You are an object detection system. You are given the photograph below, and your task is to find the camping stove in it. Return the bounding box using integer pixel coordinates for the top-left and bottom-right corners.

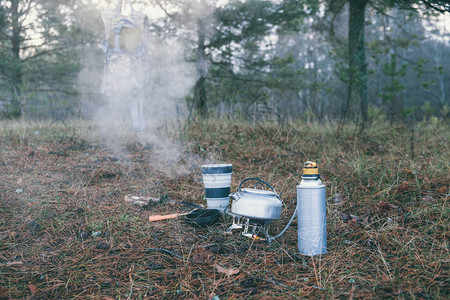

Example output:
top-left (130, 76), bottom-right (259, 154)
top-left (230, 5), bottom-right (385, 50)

top-left (226, 178), bottom-right (282, 240)
top-left (226, 213), bottom-right (272, 239)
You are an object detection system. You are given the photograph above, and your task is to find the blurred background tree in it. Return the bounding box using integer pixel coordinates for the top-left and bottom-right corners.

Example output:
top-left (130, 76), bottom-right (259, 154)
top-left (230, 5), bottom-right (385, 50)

top-left (0, 0), bottom-right (98, 119)
top-left (0, 0), bottom-right (448, 125)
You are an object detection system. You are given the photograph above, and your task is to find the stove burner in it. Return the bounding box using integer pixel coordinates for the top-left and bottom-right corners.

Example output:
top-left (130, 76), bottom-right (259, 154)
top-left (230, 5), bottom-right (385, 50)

top-left (226, 212), bottom-right (272, 240)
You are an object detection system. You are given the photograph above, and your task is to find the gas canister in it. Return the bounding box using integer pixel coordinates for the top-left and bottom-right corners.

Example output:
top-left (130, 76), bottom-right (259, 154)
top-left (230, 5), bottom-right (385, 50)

top-left (297, 161), bottom-right (327, 256)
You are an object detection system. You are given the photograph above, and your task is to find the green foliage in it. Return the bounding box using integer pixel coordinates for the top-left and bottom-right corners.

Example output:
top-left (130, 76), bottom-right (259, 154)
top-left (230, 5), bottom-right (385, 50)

top-left (380, 54), bottom-right (407, 123)
top-left (368, 105), bottom-right (386, 123)
top-left (434, 64), bottom-right (444, 75)
top-left (442, 104), bottom-right (449, 119)
top-left (401, 105), bottom-right (417, 118)
top-left (0, 0), bottom-right (447, 124)
top-left (0, 5), bottom-right (6, 30)
top-left (0, 0), bottom-right (90, 120)
top-left (206, 0), bottom-right (318, 112)
top-left (213, 0), bottom-right (317, 48)
top-left (420, 101), bottom-right (434, 118)
top-left (413, 58), bottom-right (429, 79)
top-left (381, 54), bottom-right (406, 93)
top-left (421, 80), bottom-right (435, 90)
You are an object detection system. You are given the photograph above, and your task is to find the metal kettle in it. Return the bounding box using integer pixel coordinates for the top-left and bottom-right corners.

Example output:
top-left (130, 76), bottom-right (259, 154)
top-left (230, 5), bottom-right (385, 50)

top-left (229, 178), bottom-right (282, 220)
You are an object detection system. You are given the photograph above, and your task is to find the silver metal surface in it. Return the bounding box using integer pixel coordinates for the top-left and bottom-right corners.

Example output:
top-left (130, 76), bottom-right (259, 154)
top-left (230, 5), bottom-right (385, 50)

top-left (226, 212), bottom-right (271, 240)
top-left (297, 176), bottom-right (327, 256)
top-left (229, 188), bottom-right (282, 220)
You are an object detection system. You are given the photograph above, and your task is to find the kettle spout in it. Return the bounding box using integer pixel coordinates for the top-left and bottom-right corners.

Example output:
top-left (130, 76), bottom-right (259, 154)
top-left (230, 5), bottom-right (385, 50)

top-left (229, 193), bottom-right (239, 202)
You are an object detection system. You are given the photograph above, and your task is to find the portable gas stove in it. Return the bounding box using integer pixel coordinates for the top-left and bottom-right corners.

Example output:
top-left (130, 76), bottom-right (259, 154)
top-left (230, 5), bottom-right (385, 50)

top-left (226, 178), bottom-right (282, 240)
top-left (226, 212), bottom-right (272, 239)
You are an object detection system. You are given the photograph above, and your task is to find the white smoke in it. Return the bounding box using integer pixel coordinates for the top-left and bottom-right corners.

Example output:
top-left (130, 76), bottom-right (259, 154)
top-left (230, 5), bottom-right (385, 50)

top-left (77, 1), bottom-right (222, 177)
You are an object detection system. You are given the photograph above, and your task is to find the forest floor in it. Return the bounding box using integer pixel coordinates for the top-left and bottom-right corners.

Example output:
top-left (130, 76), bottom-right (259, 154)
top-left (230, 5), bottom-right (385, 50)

top-left (0, 119), bottom-right (448, 299)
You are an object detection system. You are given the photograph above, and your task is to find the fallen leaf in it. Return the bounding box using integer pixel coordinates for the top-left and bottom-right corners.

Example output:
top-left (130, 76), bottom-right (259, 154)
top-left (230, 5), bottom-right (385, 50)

top-left (361, 214), bottom-right (372, 226)
top-left (124, 194), bottom-right (161, 207)
top-left (349, 283), bottom-right (357, 300)
top-left (437, 186), bottom-right (447, 194)
top-left (396, 181), bottom-right (411, 193)
top-left (119, 243), bottom-right (132, 249)
top-left (384, 217), bottom-right (399, 229)
top-left (215, 264), bottom-right (240, 276)
top-left (349, 214), bottom-right (361, 221)
top-left (0, 231), bottom-right (16, 239)
top-left (0, 261), bottom-right (23, 267)
top-left (375, 200), bottom-right (398, 213)
top-left (421, 195), bottom-right (435, 206)
top-left (0, 287), bottom-right (9, 298)
top-left (334, 210), bottom-right (368, 228)
top-left (348, 218), bottom-right (363, 229)
top-left (96, 241), bottom-right (110, 250)
top-left (192, 247), bottom-right (213, 264)
top-left (331, 193), bottom-right (344, 205)
top-left (29, 283), bottom-right (37, 293)
top-left (333, 210), bottom-right (351, 221)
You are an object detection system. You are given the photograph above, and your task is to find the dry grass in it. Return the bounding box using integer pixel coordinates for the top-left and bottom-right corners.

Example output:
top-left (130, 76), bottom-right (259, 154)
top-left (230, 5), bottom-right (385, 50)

top-left (0, 119), bottom-right (448, 299)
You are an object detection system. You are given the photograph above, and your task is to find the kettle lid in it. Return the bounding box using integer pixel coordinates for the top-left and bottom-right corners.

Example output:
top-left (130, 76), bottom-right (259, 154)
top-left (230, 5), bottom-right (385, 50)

top-left (241, 188), bottom-right (277, 197)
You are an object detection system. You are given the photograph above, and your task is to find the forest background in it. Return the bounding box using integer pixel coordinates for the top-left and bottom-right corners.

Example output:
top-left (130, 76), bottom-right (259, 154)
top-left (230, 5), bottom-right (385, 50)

top-left (0, 0), bottom-right (449, 129)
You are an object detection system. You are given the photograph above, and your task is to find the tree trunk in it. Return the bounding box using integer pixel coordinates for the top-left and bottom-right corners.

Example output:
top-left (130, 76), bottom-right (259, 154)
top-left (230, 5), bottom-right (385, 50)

top-left (433, 43), bottom-right (446, 114)
top-left (348, 0), bottom-right (368, 129)
top-left (390, 71), bottom-right (395, 125)
top-left (194, 76), bottom-right (207, 116)
top-left (10, 0), bottom-right (23, 117)
top-left (194, 19), bottom-right (207, 117)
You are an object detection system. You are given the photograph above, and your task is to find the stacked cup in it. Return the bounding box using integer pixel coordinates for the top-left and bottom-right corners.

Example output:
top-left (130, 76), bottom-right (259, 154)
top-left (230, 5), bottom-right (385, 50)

top-left (201, 164), bottom-right (232, 212)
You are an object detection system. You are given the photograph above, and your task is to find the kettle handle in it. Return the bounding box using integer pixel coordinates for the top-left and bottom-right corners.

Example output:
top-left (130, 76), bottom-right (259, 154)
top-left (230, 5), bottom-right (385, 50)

top-left (238, 177), bottom-right (277, 194)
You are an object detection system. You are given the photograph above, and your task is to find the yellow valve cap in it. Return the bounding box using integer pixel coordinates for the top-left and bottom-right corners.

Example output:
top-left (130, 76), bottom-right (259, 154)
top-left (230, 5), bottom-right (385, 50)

top-left (303, 161), bottom-right (319, 175)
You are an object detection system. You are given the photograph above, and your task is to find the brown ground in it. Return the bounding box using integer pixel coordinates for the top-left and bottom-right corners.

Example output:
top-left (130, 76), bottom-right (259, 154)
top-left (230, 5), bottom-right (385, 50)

top-left (0, 120), bottom-right (448, 299)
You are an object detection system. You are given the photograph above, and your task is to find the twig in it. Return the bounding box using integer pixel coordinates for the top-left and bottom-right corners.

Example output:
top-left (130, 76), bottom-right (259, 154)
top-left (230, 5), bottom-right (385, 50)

top-left (145, 248), bottom-right (192, 262)
top-left (312, 285), bottom-right (327, 291)
top-left (256, 277), bottom-right (293, 290)
top-left (376, 243), bottom-right (392, 280)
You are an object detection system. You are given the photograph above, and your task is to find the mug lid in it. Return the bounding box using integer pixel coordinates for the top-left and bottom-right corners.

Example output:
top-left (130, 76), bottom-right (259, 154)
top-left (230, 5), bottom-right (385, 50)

top-left (201, 164), bottom-right (232, 174)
